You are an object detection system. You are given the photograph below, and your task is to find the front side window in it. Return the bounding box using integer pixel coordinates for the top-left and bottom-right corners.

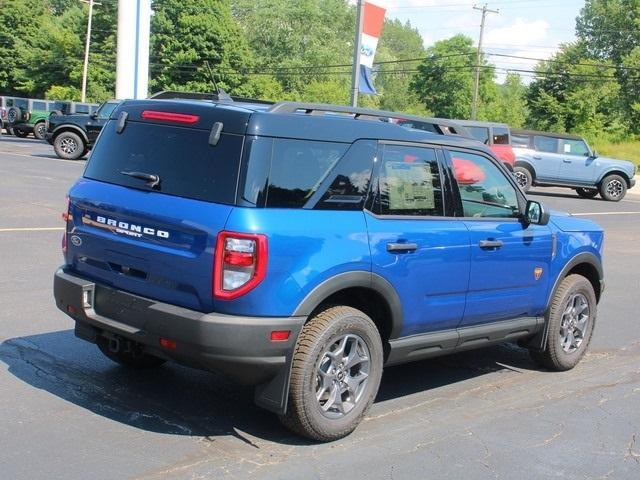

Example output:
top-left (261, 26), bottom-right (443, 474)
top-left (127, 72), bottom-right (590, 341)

top-left (449, 150), bottom-right (520, 218)
top-left (75, 104), bottom-right (90, 114)
top-left (560, 138), bottom-right (590, 156)
top-left (467, 126), bottom-right (490, 145)
top-left (374, 144), bottom-right (443, 216)
top-left (533, 135), bottom-right (558, 153)
top-left (492, 127), bottom-right (510, 145)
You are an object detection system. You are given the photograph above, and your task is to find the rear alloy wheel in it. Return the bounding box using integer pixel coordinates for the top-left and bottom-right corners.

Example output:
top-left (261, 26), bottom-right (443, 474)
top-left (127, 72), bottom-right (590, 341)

top-left (280, 306), bottom-right (383, 442)
top-left (54, 131), bottom-right (86, 160)
top-left (529, 274), bottom-right (596, 371)
top-left (599, 174), bottom-right (627, 202)
top-left (33, 121), bottom-right (46, 140)
top-left (513, 166), bottom-right (533, 192)
top-left (575, 187), bottom-right (598, 199)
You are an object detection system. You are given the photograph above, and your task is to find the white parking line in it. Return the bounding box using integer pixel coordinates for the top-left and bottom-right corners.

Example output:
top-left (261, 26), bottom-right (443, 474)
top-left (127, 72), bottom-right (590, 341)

top-left (0, 227), bottom-right (65, 232)
top-left (0, 149), bottom-right (84, 165)
top-left (572, 212), bottom-right (640, 216)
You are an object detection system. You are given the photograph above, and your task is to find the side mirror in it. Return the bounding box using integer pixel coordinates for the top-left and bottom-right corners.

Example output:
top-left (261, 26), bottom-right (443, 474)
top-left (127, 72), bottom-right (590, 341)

top-left (90, 111), bottom-right (98, 119)
top-left (525, 200), bottom-right (550, 226)
top-left (591, 150), bottom-right (598, 158)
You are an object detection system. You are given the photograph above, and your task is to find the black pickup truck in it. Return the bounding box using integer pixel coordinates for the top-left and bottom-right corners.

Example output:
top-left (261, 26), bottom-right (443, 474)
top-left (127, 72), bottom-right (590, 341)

top-left (46, 100), bottom-right (119, 159)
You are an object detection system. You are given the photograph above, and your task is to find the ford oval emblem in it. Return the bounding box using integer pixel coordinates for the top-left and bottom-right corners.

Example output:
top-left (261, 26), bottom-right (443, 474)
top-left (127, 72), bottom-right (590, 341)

top-left (70, 235), bottom-right (82, 247)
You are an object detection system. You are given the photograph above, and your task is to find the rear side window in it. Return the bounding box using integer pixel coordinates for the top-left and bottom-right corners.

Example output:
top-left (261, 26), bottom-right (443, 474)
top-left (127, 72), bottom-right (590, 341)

top-left (492, 127), bottom-right (510, 145)
top-left (533, 135), bottom-right (558, 153)
top-left (511, 133), bottom-right (530, 148)
top-left (84, 121), bottom-right (242, 204)
top-left (374, 144), bottom-right (443, 216)
top-left (265, 139), bottom-right (349, 208)
top-left (32, 101), bottom-right (47, 111)
top-left (76, 104), bottom-right (90, 114)
top-left (467, 126), bottom-right (490, 145)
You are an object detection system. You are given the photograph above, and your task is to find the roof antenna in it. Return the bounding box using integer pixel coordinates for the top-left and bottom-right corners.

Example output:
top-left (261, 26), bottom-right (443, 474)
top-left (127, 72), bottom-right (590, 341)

top-left (204, 60), bottom-right (232, 102)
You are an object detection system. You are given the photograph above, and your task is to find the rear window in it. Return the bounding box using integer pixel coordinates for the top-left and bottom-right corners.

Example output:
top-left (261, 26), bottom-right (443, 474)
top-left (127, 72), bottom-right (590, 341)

top-left (84, 121), bottom-right (242, 204)
top-left (467, 126), bottom-right (490, 145)
top-left (492, 127), bottom-right (510, 145)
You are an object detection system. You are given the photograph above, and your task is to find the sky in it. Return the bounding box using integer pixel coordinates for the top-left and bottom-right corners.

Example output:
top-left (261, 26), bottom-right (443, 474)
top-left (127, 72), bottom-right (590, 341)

top-left (371, 0), bottom-right (586, 83)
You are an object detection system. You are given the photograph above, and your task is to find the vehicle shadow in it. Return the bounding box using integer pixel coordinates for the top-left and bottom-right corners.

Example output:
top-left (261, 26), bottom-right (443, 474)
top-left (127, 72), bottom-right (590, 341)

top-left (0, 330), bottom-right (540, 445)
top-left (528, 189), bottom-right (603, 201)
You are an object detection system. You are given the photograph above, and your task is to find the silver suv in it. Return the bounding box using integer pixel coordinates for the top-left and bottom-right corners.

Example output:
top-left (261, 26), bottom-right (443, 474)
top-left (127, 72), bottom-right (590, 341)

top-left (512, 129), bottom-right (636, 201)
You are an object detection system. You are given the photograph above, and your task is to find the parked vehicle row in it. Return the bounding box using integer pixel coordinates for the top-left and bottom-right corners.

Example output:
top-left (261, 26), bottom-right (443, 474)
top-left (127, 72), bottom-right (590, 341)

top-left (0, 95), bottom-right (98, 139)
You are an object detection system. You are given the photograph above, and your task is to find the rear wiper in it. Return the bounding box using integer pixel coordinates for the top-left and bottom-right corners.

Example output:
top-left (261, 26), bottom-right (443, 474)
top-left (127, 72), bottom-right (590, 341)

top-left (120, 170), bottom-right (161, 189)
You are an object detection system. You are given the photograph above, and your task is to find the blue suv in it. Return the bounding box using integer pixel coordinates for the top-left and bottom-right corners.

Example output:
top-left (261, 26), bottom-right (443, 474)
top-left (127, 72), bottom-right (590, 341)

top-left (511, 129), bottom-right (636, 201)
top-left (54, 99), bottom-right (605, 441)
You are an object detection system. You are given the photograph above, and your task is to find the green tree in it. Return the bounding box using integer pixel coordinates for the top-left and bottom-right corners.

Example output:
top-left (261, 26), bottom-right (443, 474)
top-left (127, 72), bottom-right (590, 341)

top-left (151, 0), bottom-right (255, 94)
top-left (526, 43), bottom-right (627, 139)
top-left (483, 73), bottom-right (527, 127)
top-left (375, 19), bottom-right (429, 114)
top-left (232, 0), bottom-right (354, 99)
top-left (576, 0), bottom-right (640, 63)
top-left (410, 34), bottom-right (496, 119)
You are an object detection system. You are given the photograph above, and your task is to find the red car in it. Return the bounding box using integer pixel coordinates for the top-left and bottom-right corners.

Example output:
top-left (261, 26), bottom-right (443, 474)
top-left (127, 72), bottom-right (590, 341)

top-left (454, 120), bottom-right (516, 171)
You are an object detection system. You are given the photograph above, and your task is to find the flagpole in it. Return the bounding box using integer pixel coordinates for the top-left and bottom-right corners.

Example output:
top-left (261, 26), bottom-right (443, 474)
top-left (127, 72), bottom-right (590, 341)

top-left (350, 0), bottom-right (364, 107)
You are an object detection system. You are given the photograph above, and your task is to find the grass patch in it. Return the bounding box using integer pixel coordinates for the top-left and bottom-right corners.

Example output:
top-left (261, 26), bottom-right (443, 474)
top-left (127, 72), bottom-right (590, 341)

top-left (590, 140), bottom-right (640, 167)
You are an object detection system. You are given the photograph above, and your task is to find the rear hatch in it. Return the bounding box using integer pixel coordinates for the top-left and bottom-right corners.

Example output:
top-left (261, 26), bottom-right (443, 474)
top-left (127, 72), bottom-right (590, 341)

top-left (65, 100), bottom-right (250, 312)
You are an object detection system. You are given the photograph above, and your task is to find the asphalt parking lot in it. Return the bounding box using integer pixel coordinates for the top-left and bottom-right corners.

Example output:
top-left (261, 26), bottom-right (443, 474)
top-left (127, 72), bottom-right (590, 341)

top-left (1, 136), bottom-right (639, 480)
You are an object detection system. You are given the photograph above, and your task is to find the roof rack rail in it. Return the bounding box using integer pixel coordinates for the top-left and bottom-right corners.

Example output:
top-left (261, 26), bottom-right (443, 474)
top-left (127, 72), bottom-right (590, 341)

top-left (149, 90), bottom-right (275, 105)
top-left (267, 102), bottom-right (462, 128)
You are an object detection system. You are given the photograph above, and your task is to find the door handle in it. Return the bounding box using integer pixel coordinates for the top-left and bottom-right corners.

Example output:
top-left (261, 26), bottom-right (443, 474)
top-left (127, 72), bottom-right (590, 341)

top-left (563, 159), bottom-right (572, 163)
top-left (479, 239), bottom-right (503, 249)
top-left (387, 242), bottom-right (418, 252)
top-left (532, 155), bottom-right (542, 160)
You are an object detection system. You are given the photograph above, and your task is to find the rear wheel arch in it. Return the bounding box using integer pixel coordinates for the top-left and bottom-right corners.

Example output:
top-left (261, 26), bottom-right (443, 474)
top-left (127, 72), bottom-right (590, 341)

top-left (293, 272), bottom-right (403, 345)
top-left (514, 160), bottom-right (536, 180)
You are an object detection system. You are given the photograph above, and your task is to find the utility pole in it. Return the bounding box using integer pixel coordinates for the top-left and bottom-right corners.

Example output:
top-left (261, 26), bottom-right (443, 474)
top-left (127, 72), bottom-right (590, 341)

top-left (471, 3), bottom-right (498, 120)
top-left (350, 0), bottom-right (364, 107)
top-left (80, 0), bottom-right (101, 103)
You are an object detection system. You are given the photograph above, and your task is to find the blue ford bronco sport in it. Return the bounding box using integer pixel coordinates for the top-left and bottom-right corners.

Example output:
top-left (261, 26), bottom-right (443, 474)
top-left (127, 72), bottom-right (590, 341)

top-left (54, 97), bottom-right (604, 442)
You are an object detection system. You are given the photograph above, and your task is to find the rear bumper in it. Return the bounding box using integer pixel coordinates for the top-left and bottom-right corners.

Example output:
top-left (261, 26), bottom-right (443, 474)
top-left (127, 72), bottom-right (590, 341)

top-left (53, 267), bottom-right (305, 413)
top-left (630, 177), bottom-right (636, 188)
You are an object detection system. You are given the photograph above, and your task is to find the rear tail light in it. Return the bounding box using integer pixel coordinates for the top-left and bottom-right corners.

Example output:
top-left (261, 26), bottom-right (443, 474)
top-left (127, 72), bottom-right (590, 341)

top-left (213, 231), bottom-right (267, 300)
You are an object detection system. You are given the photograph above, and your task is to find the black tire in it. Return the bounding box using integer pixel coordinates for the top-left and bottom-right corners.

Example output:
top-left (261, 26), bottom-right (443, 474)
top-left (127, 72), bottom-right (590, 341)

top-left (599, 174), bottom-right (627, 202)
top-left (96, 336), bottom-right (166, 369)
top-left (530, 274), bottom-right (596, 371)
top-left (575, 188), bottom-right (598, 199)
top-left (33, 121), bottom-right (46, 140)
top-left (513, 166), bottom-right (533, 192)
top-left (13, 129), bottom-right (29, 138)
top-left (280, 306), bottom-right (383, 442)
top-left (53, 131), bottom-right (85, 160)
top-left (6, 127), bottom-right (14, 136)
